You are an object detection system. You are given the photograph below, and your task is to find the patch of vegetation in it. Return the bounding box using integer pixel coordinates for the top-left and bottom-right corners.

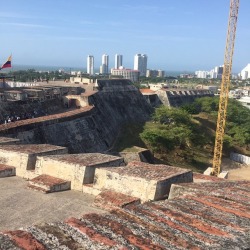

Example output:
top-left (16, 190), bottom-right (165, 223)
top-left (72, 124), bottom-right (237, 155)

top-left (113, 97), bottom-right (250, 172)
top-left (113, 123), bottom-right (146, 152)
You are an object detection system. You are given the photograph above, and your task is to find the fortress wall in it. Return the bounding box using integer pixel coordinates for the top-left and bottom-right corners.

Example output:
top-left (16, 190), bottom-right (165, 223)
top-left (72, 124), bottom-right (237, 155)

top-left (0, 99), bottom-right (64, 121)
top-left (2, 80), bottom-right (152, 153)
top-left (156, 89), bottom-right (214, 107)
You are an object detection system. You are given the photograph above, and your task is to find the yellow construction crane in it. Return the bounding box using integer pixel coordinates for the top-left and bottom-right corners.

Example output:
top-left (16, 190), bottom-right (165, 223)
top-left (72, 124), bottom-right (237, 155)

top-left (212, 0), bottom-right (240, 176)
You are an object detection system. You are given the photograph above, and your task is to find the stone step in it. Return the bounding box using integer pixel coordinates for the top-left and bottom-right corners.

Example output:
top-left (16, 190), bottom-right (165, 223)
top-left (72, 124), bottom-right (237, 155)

top-left (94, 190), bottom-right (141, 211)
top-left (0, 164), bottom-right (16, 178)
top-left (28, 174), bottom-right (71, 193)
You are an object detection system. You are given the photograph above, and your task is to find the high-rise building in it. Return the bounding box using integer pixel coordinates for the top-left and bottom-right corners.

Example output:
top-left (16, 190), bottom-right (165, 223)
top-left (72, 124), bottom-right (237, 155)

top-left (240, 63), bottom-right (250, 80)
top-left (115, 54), bottom-right (123, 69)
top-left (87, 55), bottom-right (94, 75)
top-left (100, 54), bottom-right (109, 74)
top-left (134, 54), bottom-right (147, 76)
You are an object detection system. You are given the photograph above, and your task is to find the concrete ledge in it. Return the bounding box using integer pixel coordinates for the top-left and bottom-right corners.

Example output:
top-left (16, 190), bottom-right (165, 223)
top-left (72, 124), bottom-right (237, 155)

top-left (0, 164), bottom-right (15, 178)
top-left (193, 172), bottom-right (227, 183)
top-left (0, 144), bottom-right (68, 178)
top-left (35, 153), bottom-right (124, 191)
top-left (0, 137), bottom-right (20, 145)
top-left (94, 161), bottom-right (193, 202)
top-left (28, 174), bottom-right (71, 193)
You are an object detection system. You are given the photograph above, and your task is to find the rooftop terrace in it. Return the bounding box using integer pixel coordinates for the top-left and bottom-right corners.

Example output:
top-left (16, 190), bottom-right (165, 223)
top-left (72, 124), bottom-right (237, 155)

top-left (1, 178), bottom-right (249, 249)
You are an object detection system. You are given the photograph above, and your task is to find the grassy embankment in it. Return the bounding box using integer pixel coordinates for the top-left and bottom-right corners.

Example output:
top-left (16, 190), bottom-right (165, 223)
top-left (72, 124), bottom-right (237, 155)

top-left (113, 111), bottom-right (250, 173)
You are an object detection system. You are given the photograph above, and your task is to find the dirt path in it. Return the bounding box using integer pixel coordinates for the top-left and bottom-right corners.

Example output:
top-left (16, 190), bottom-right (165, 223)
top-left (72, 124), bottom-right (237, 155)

top-left (221, 158), bottom-right (250, 181)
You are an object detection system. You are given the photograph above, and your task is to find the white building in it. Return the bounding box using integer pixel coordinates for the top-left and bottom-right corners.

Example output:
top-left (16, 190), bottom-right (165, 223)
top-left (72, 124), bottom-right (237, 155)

top-left (111, 67), bottom-right (140, 82)
top-left (240, 64), bottom-right (250, 80)
top-left (115, 54), bottom-right (123, 69)
top-left (146, 69), bottom-right (165, 78)
top-left (195, 70), bottom-right (209, 79)
top-left (100, 54), bottom-right (109, 74)
top-left (87, 55), bottom-right (94, 75)
top-left (134, 54), bottom-right (147, 77)
top-left (195, 65), bottom-right (223, 79)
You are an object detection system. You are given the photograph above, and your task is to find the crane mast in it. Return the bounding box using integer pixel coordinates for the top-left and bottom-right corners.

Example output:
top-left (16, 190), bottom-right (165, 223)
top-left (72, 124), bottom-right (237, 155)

top-left (212, 0), bottom-right (240, 176)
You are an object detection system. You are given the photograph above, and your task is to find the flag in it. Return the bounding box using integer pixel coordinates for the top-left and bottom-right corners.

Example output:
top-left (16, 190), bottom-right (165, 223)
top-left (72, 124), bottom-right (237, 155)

top-left (0, 55), bottom-right (12, 70)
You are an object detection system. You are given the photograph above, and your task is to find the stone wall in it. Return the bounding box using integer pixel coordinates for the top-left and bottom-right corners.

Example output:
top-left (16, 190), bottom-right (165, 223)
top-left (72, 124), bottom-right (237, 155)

top-left (230, 152), bottom-right (250, 165)
top-left (156, 89), bottom-right (214, 107)
top-left (1, 80), bottom-right (152, 153)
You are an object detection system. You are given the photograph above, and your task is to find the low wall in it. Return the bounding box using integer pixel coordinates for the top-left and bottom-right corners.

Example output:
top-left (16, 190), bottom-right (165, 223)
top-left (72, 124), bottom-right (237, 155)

top-left (230, 152), bottom-right (250, 165)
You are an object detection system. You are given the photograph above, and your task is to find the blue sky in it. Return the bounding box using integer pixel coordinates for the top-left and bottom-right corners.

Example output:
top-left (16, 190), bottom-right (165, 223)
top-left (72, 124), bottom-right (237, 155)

top-left (0, 0), bottom-right (249, 72)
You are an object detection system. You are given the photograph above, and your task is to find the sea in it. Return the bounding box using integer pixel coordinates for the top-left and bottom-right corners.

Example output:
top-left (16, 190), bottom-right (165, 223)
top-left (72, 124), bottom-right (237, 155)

top-left (2, 64), bottom-right (194, 77)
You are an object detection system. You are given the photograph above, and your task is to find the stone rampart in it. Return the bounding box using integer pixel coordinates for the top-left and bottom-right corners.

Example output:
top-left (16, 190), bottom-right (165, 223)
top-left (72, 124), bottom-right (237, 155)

top-left (0, 79), bottom-right (152, 153)
top-left (156, 89), bottom-right (214, 107)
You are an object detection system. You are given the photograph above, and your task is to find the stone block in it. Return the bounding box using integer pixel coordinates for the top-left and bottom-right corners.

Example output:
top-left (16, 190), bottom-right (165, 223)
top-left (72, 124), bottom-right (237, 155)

top-left (0, 144), bottom-right (68, 178)
top-left (119, 146), bottom-right (154, 164)
top-left (28, 174), bottom-right (71, 193)
top-left (35, 153), bottom-right (124, 191)
top-left (94, 161), bottom-right (193, 202)
top-left (0, 164), bottom-right (15, 178)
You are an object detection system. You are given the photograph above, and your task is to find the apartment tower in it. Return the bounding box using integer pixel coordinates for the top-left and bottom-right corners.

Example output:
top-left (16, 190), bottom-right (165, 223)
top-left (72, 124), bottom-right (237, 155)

top-left (134, 54), bottom-right (147, 76)
top-left (87, 55), bottom-right (94, 75)
top-left (115, 54), bottom-right (123, 69)
top-left (100, 54), bottom-right (109, 74)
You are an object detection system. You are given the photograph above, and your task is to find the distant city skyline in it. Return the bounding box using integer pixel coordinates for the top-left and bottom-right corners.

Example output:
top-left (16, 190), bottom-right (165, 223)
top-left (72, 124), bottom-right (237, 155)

top-left (1, 0), bottom-right (250, 72)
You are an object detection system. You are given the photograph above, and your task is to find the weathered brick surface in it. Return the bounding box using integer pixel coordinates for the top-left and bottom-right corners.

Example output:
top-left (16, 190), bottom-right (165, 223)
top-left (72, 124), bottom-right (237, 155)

top-left (1, 181), bottom-right (250, 249)
top-left (169, 180), bottom-right (250, 205)
top-left (193, 172), bottom-right (227, 182)
top-left (4, 230), bottom-right (46, 250)
top-left (94, 190), bottom-right (141, 211)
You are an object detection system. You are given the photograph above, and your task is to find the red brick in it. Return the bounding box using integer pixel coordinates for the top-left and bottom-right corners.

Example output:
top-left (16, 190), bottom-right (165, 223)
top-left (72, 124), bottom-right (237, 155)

top-left (4, 230), bottom-right (46, 250)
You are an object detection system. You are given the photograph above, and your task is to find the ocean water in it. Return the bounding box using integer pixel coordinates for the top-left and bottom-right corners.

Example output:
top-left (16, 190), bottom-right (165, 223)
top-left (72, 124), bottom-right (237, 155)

top-left (2, 64), bottom-right (193, 77)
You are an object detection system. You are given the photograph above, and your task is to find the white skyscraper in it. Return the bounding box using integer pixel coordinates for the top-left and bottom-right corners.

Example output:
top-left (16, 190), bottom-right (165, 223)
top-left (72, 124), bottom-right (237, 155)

top-left (115, 54), bottom-right (123, 69)
top-left (134, 54), bottom-right (147, 76)
top-left (101, 54), bottom-right (109, 74)
top-left (87, 55), bottom-right (94, 75)
top-left (240, 63), bottom-right (250, 80)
